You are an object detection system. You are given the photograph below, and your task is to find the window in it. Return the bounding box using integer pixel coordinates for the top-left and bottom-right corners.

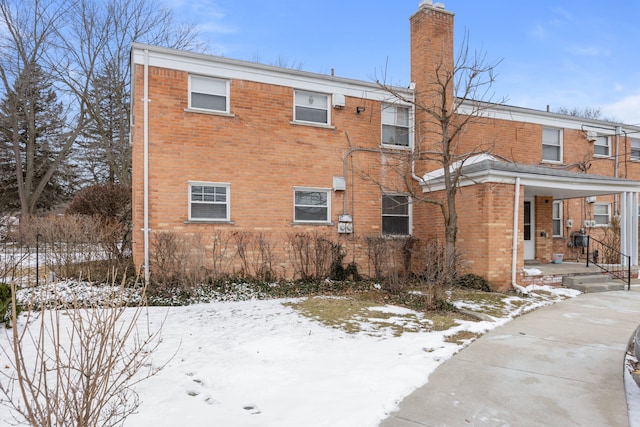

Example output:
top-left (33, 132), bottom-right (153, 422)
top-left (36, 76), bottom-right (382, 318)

top-left (294, 189), bottom-right (330, 222)
top-left (631, 138), bottom-right (640, 161)
top-left (594, 135), bottom-right (610, 157)
top-left (189, 75), bottom-right (228, 112)
top-left (189, 183), bottom-right (229, 221)
top-left (382, 194), bottom-right (410, 235)
top-left (552, 201), bottom-right (563, 237)
top-left (382, 104), bottom-right (410, 147)
top-left (294, 91), bottom-right (329, 125)
top-left (593, 203), bottom-right (610, 226)
top-left (542, 128), bottom-right (562, 162)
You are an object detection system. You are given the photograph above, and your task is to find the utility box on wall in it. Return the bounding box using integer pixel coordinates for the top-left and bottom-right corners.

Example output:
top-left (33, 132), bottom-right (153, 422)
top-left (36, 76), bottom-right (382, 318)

top-left (338, 214), bottom-right (353, 234)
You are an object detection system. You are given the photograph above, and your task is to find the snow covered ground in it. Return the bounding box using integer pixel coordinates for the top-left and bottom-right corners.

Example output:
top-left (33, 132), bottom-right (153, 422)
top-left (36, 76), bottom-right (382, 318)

top-left (1, 283), bottom-right (581, 426)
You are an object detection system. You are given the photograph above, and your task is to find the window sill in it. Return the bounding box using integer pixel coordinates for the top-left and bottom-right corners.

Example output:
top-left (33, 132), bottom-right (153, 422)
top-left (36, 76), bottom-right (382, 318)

top-left (289, 120), bottom-right (335, 130)
top-left (381, 234), bottom-right (413, 239)
top-left (540, 160), bottom-right (564, 165)
top-left (184, 220), bottom-right (235, 224)
top-left (593, 155), bottom-right (612, 159)
top-left (380, 144), bottom-right (411, 151)
top-left (290, 221), bottom-right (334, 226)
top-left (184, 108), bottom-right (235, 118)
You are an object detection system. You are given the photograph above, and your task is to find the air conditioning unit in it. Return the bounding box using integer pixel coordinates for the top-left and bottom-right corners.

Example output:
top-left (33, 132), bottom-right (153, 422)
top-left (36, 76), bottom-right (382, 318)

top-left (585, 196), bottom-right (596, 204)
top-left (586, 130), bottom-right (597, 142)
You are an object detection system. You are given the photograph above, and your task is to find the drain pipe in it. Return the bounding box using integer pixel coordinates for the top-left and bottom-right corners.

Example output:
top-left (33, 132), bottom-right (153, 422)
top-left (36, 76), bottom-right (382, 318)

top-left (511, 177), bottom-right (528, 294)
top-left (143, 49), bottom-right (150, 282)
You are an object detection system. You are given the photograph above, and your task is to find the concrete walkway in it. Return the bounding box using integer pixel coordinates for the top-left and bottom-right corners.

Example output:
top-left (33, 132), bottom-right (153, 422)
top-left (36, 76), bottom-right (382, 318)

top-left (380, 288), bottom-right (640, 427)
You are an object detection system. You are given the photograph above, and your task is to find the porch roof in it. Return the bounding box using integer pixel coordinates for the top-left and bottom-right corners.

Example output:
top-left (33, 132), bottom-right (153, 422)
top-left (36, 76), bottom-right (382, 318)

top-left (421, 157), bottom-right (640, 200)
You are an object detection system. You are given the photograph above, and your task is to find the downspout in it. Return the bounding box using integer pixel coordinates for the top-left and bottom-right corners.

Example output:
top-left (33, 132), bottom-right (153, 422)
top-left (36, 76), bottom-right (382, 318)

top-left (615, 126), bottom-right (621, 215)
top-left (143, 49), bottom-right (150, 282)
top-left (511, 177), bottom-right (528, 293)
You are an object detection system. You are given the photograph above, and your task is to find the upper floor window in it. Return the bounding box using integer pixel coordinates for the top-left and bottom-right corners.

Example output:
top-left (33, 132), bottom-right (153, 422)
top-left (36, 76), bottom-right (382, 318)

top-left (552, 200), bottom-right (563, 237)
top-left (189, 182), bottom-right (230, 221)
top-left (189, 75), bottom-right (229, 113)
top-left (382, 104), bottom-right (410, 147)
top-left (594, 135), bottom-right (610, 157)
top-left (294, 91), bottom-right (329, 125)
top-left (593, 202), bottom-right (610, 226)
top-left (294, 188), bottom-right (330, 223)
top-left (631, 138), bottom-right (640, 161)
top-left (382, 194), bottom-right (411, 235)
top-left (542, 128), bottom-right (562, 162)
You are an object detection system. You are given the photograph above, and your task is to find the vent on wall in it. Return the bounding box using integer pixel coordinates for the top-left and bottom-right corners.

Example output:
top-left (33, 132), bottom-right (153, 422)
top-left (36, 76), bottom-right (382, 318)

top-left (332, 93), bottom-right (345, 109)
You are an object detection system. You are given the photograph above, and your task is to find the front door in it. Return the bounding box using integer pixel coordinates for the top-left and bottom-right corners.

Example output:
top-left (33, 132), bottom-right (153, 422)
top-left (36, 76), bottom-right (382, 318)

top-left (524, 198), bottom-right (535, 260)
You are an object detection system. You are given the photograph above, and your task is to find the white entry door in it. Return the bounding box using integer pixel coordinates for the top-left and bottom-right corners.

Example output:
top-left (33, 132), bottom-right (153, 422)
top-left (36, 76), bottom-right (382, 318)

top-left (524, 197), bottom-right (535, 260)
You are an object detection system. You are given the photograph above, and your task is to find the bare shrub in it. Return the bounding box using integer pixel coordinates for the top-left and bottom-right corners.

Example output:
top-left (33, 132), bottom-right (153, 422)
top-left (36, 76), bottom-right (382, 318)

top-left (66, 183), bottom-right (132, 260)
top-left (149, 231), bottom-right (191, 292)
top-left (0, 278), bottom-right (166, 427)
top-left (414, 239), bottom-right (465, 308)
top-left (10, 216), bottom-right (132, 283)
top-left (600, 215), bottom-right (621, 264)
top-left (233, 231), bottom-right (281, 282)
top-left (365, 236), bottom-right (416, 293)
top-left (208, 230), bottom-right (235, 280)
top-left (288, 232), bottom-right (336, 281)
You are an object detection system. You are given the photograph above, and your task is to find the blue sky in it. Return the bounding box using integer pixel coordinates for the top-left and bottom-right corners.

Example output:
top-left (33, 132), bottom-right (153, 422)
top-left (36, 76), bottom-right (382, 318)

top-left (172, 0), bottom-right (640, 125)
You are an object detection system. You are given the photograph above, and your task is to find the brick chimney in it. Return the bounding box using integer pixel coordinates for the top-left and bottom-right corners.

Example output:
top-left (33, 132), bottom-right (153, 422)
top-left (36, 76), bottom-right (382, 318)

top-left (409, 1), bottom-right (455, 144)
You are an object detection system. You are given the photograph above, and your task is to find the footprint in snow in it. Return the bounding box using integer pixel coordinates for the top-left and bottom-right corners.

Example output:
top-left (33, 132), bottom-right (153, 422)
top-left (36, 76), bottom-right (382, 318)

top-left (243, 404), bottom-right (261, 415)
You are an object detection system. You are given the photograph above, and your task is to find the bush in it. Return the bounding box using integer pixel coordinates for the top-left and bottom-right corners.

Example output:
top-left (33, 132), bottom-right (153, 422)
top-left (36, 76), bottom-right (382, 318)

top-left (455, 273), bottom-right (492, 292)
top-left (0, 283), bottom-right (20, 327)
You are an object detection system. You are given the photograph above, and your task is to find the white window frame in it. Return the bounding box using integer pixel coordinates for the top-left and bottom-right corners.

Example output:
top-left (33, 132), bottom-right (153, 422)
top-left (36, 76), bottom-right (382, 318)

top-left (188, 182), bottom-right (230, 221)
top-left (631, 138), bottom-right (640, 161)
top-left (593, 202), bottom-right (611, 226)
top-left (542, 127), bottom-right (563, 163)
top-left (382, 193), bottom-right (412, 236)
top-left (293, 187), bottom-right (331, 223)
top-left (593, 135), bottom-right (610, 157)
top-left (552, 200), bottom-right (563, 237)
top-left (189, 75), bottom-right (230, 113)
top-left (293, 90), bottom-right (330, 125)
top-left (381, 103), bottom-right (410, 148)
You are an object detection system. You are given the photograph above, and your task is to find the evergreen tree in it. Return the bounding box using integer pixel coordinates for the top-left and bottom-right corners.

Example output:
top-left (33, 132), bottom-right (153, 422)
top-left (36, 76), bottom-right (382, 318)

top-left (0, 63), bottom-right (76, 216)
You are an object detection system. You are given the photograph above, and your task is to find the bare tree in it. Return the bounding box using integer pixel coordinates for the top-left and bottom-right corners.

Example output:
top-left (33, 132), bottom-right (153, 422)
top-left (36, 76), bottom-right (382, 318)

top-left (375, 32), bottom-right (505, 284)
top-left (69, 0), bottom-right (206, 186)
top-left (0, 0), bottom-right (204, 218)
top-left (0, 279), bottom-right (167, 427)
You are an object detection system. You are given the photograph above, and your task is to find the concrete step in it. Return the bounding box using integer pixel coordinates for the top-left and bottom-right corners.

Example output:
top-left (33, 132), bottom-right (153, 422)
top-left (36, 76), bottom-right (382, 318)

top-left (567, 282), bottom-right (626, 293)
top-left (562, 274), bottom-right (611, 286)
top-left (563, 274), bottom-right (626, 292)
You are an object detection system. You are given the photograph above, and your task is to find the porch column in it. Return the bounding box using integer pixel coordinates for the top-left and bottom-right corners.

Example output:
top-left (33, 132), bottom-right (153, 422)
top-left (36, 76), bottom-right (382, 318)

top-left (620, 192), bottom-right (639, 266)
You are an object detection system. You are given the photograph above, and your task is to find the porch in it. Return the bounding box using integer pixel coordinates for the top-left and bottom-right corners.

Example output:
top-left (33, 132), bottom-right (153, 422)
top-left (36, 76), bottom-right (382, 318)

top-left (521, 260), bottom-right (640, 291)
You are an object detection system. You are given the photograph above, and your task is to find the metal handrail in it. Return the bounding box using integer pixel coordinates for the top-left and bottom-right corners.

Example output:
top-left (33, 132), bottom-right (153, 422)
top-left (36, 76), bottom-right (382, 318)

top-left (586, 235), bottom-right (631, 290)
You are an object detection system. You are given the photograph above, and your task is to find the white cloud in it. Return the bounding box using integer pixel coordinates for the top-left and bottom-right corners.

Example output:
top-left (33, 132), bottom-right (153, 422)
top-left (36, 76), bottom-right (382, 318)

top-left (603, 93), bottom-right (640, 126)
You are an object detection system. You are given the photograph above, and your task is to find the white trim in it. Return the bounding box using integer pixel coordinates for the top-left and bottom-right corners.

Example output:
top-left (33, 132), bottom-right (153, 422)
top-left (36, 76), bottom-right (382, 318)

top-left (188, 181), bottom-right (231, 222)
top-left (293, 187), bottom-right (332, 224)
top-left (381, 193), bottom-right (412, 236)
top-left (188, 74), bottom-right (230, 114)
top-left (552, 200), bottom-right (563, 237)
top-left (132, 43), bottom-right (413, 104)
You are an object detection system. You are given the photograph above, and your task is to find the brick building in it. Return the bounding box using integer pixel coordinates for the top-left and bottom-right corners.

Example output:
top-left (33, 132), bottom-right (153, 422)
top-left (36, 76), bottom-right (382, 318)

top-left (130, 1), bottom-right (640, 290)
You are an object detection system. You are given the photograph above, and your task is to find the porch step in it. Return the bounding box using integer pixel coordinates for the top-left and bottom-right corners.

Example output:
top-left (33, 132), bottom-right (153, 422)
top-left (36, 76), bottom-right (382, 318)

top-left (562, 274), bottom-right (625, 293)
